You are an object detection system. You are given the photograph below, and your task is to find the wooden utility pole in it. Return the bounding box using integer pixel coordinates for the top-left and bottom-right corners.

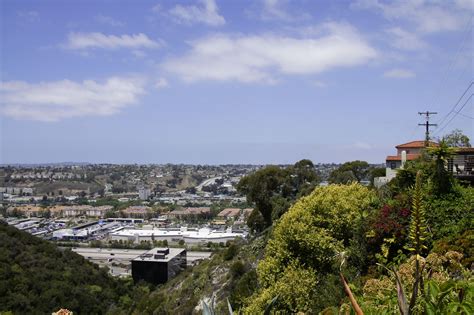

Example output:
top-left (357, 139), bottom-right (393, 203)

top-left (418, 111), bottom-right (437, 146)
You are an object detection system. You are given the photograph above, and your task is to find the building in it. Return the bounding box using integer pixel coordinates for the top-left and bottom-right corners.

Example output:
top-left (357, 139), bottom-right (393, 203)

top-left (449, 147), bottom-right (474, 183)
top-left (62, 205), bottom-right (113, 217)
top-left (131, 248), bottom-right (186, 285)
top-left (168, 207), bottom-right (211, 219)
top-left (217, 208), bottom-right (241, 220)
top-left (122, 206), bottom-right (151, 218)
top-left (138, 187), bottom-right (151, 200)
top-left (242, 208), bottom-right (254, 219)
top-left (375, 140), bottom-right (474, 187)
top-left (109, 226), bottom-right (246, 244)
top-left (374, 140), bottom-right (436, 187)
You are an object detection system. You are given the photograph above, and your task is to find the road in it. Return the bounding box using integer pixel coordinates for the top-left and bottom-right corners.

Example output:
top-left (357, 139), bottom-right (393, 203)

top-left (196, 176), bottom-right (222, 191)
top-left (72, 247), bottom-right (213, 276)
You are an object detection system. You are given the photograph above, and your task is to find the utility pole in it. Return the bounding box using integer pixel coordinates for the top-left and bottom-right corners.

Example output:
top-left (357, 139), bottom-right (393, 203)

top-left (418, 111), bottom-right (437, 146)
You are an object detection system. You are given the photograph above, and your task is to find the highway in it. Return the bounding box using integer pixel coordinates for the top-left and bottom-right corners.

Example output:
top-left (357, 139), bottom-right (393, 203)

top-left (72, 247), bottom-right (213, 276)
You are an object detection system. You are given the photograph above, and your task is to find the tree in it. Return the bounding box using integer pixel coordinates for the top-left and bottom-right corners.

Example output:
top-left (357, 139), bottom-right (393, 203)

top-left (329, 160), bottom-right (369, 184)
top-left (427, 141), bottom-right (456, 195)
top-left (369, 166), bottom-right (386, 184)
top-left (442, 129), bottom-right (471, 147)
top-left (237, 160), bottom-right (320, 229)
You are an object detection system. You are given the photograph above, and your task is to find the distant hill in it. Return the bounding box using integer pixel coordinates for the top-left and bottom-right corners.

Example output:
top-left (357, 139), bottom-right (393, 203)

top-left (0, 221), bottom-right (128, 314)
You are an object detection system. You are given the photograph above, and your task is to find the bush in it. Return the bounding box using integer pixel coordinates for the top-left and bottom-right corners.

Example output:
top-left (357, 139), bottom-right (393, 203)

top-left (223, 243), bottom-right (238, 261)
top-left (230, 260), bottom-right (246, 278)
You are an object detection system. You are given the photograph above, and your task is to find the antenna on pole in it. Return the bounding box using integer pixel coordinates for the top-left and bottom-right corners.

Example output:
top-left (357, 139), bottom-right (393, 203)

top-left (418, 111), bottom-right (437, 146)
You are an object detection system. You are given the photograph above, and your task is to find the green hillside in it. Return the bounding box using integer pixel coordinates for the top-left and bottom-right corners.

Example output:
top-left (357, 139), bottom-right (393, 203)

top-left (0, 222), bottom-right (130, 315)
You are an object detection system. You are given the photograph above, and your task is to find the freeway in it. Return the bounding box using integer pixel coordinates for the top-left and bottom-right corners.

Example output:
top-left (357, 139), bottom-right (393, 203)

top-left (72, 247), bottom-right (213, 276)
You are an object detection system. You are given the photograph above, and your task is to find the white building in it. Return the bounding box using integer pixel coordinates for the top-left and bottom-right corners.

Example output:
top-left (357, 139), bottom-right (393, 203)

top-left (109, 226), bottom-right (246, 244)
top-left (375, 140), bottom-right (435, 188)
top-left (138, 188), bottom-right (151, 200)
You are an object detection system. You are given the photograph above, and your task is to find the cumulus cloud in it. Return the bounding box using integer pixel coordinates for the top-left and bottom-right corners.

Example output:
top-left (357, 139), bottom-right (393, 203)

top-left (383, 68), bottom-right (416, 78)
top-left (386, 27), bottom-right (427, 51)
top-left (354, 0), bottom-right (470, 33)
top-left (169, 0), bottom-right (225, 26)
top-left (162, 22), bottom-right (377, 83)
top-left (0, 77), bottom-right (146, 121)
top-left (65, 32), bottom-right (162, 50)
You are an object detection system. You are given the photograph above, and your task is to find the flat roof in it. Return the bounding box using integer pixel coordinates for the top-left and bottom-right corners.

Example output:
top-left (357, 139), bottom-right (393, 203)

top-left (132, 247), bottom-right (186, 263)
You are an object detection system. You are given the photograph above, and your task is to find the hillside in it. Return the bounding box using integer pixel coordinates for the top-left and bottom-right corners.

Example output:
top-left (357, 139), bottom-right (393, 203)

top-left (0, 221), bottom-right (130, 314)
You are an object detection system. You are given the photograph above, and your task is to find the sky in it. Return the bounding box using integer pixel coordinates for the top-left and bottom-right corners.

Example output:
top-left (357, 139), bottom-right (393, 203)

top-left (1, 0), bottom-right (473, 164)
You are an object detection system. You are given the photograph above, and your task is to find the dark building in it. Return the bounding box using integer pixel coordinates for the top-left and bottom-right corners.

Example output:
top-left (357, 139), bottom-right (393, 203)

top-left (131, 247), bottom-right (186, 285)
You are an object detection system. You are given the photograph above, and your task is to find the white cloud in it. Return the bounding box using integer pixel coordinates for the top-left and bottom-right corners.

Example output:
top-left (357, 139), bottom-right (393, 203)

top-left (162, 22), bottom-right (377, 83)
top-left (261, 0), bottom-right (309, 21)
top-left (312, 80), bottom-right (327, 88)
top-left (132, 50), bottom-right (147, 58)
top-left (65, 32), bottom-right (162, 50)
top-left (18, 11), bottom-right (39, 22)
top-left (155, 78), bottom-right (169, 89)
top-left (95, 15), bottom-right (124, 27)
top-left (383, 68), bottom-right (416, 78)
top-left (354, 0), bottom-right (470, 33)
top-left (386, 27), bottom-right (427, 51)
top-left (169, 0), bottom-right (225, 26)
top-left (0, 77), bottom-right (146, 121)
top-left (152, 4), bottom-right (162, 13)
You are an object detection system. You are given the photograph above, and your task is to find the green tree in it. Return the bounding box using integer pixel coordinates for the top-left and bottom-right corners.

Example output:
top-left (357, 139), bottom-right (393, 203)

top-left (237, 160), bottom-right (319, 229)
top-left (369, 166), bottom-right (386, 186)
top-left (442, 129), bottom-right (471, 147)
top-left (329, 160), bottom-right (369, 184)
top-left (427, 141), bottom-right (456, 195)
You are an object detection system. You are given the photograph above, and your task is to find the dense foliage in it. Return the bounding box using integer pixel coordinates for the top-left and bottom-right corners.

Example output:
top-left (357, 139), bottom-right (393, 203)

top-left (244, 183), bottom-right (378, 313)
top-left (328, 160), bottom-right (370, 184)
top-left (0, 222), bottom-right (131, 314)
top-left (237, 159), bottom-right (320, 230)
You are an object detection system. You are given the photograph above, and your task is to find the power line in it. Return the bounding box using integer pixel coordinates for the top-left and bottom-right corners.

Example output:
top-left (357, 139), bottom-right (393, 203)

top-left (458, 112), bottom-right (474, 120)
top-left (434, 93), bottom-right (473, 136)
top-left (435, 81), bottom-right (473, 130)
top-left (430, 16), bottom-right (473, 112)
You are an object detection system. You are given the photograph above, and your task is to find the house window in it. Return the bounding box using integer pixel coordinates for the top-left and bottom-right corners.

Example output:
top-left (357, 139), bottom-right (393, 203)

top-left (390, 162), bottom-right (397, 169)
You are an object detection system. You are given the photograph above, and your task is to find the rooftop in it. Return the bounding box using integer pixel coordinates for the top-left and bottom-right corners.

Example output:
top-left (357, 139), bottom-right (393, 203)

top-left (395, 140), bottom-right (438, 149)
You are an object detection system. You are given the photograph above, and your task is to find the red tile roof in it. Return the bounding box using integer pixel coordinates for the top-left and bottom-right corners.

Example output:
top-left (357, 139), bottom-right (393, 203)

top-left (395, 140), bottom-right (437, 149)
top-left (386, 154), bottom-right (421, 161)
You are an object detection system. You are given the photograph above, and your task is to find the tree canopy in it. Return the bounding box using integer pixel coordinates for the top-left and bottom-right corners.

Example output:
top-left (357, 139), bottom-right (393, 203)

top-left (244, 183), bottom-right (378, 313)
top-left (0, 222), bottom-right (130, 314)
top-left (237, 159), bottom-right (320, 230)
top-left (442, 129), bottom-right (471, 147)
top-left (328, 160), bottom-right (370, 184)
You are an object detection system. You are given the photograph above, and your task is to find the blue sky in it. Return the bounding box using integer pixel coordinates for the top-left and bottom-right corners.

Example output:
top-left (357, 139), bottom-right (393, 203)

top-left (1, 0), bottom-right (473, 164)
